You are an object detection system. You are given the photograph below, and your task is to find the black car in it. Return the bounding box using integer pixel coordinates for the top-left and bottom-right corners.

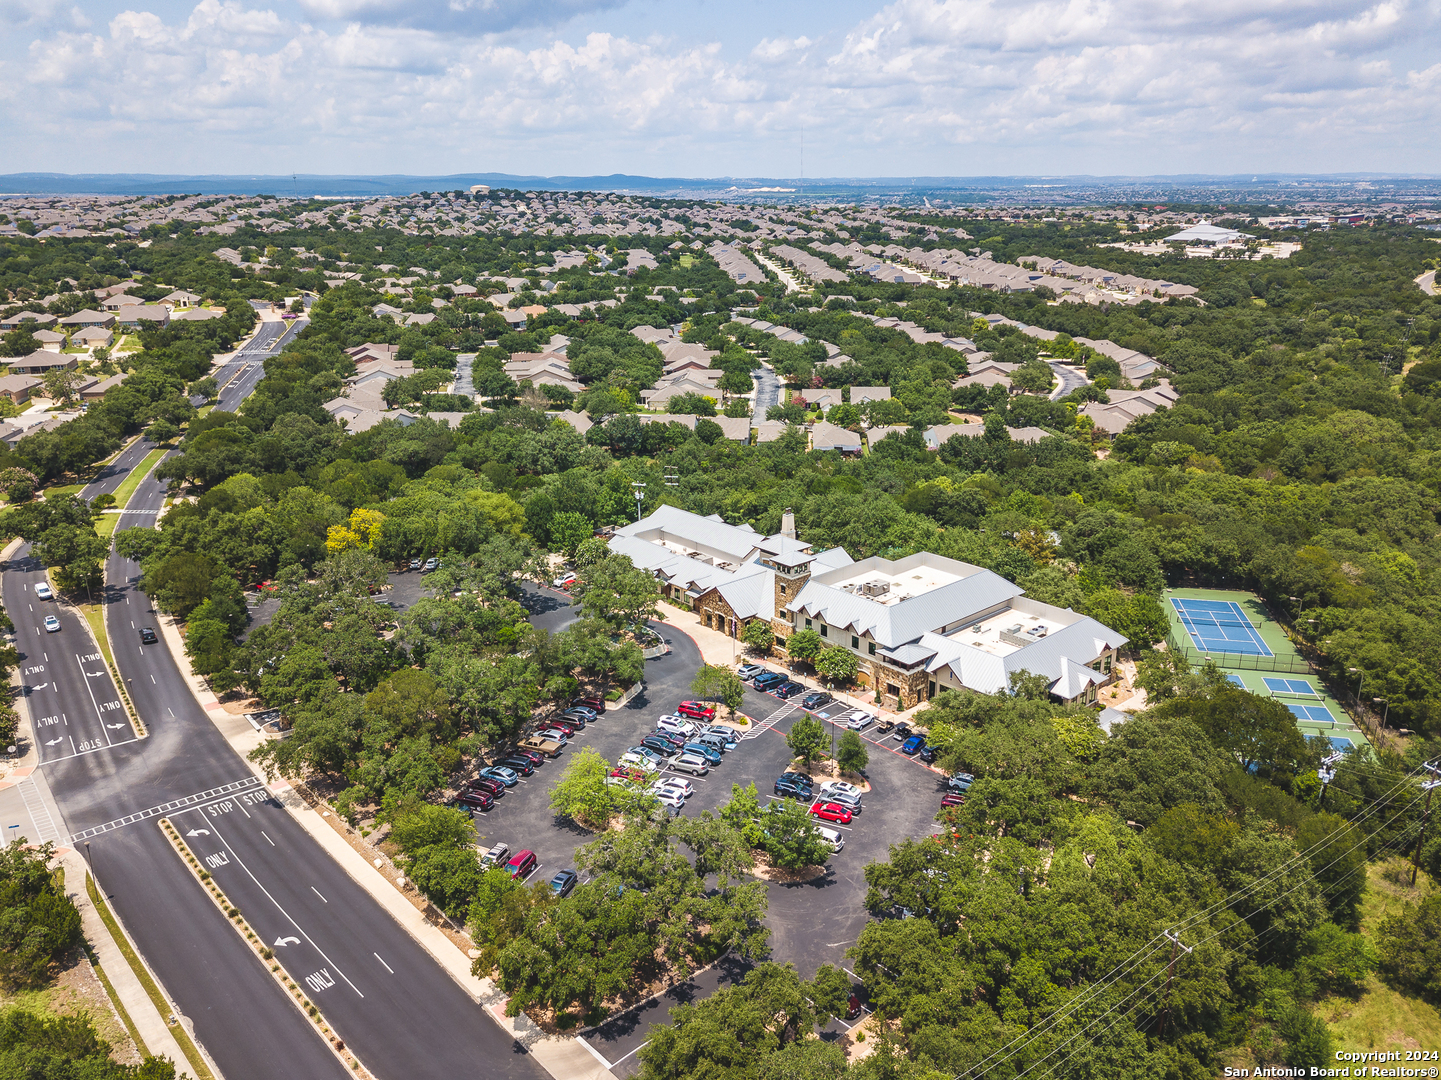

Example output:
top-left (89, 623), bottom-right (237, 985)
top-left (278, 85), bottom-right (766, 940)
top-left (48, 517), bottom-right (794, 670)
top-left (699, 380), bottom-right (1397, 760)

top-left (648, 731), bottom-right (686, 749)
top-left (919, 745), bottom-right (938, 764)
top-left (467, 777), bottom-right (505, 798)
top-left (773, 681), bottom-right (806, 700)
top-left (774, 775), bottom-right (814, 800)
top-left (139, 627), bottom-right (158, 644)
top-left (550, 869), bottom-right (578, 898)
top-left (640, 735), bottom-right (681, 758)
top-left (497, 755), bottom-right (536, 776)
top-left (752, 671), bottom-right (787, 690)
top-left (456, 789), bottom-right (493, 813)
top-left (890, 722), bottom-right (914, 742)
top-left (800, 691), bottom-right (833, 711)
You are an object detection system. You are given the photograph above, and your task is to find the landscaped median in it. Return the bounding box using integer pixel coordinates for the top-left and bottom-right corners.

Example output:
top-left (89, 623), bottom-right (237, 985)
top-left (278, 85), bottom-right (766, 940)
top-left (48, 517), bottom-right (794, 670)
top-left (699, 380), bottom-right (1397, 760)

top-left (157, 816), bottom-right (375, 1079)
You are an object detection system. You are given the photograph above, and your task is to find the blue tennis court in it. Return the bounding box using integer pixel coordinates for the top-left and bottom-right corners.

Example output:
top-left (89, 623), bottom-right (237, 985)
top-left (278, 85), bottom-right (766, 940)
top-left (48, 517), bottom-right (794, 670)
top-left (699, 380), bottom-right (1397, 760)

top-left (1328, 736), bottom-right (1353, 751)
top-left (1171, 597), bottom-right (1273, 657)
top-left (1264, 677), bottom-right (1318, 696)
top-left (1225, 674), bottom-right (1246, 688)
top-left (1287, 703), bottom-right (1337, 726)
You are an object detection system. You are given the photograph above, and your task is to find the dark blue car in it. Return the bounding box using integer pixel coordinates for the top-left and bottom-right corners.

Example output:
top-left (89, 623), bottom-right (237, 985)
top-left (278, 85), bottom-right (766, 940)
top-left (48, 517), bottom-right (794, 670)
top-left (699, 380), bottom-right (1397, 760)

top-left (753, 671), bottom-right (787, 690)
top-left (774, 775), bottom-right (813, 800)
top-left (901, 734), bottom-right (926, 756)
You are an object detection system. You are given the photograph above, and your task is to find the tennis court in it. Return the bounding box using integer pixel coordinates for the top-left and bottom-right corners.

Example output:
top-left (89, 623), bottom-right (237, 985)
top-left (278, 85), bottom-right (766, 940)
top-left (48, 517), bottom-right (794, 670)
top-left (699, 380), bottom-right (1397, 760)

top-left (1171, 597), bottom-right (1274, 657)
top-left (1225, 674), bottom-right (1246, 688)
top-left (1263, 677), bottom-right (1319, 697)
top-left (1287, 703), bottom-right (1338, 727)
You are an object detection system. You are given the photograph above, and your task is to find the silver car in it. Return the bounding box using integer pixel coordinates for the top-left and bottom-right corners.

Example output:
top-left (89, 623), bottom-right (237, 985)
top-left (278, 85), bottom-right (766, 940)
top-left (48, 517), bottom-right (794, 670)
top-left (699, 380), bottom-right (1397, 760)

top-left (845, 711), bottom-right (876, 732)
top-left (670, 752), bottom-right (710, 776)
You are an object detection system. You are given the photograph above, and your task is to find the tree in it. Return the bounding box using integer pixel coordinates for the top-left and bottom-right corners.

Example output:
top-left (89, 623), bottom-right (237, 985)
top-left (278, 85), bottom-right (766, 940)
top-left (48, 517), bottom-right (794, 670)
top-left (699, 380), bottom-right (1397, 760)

top-left (1377, 893), bottom-right (1441, 1004)
top-left (0, 467), bottom-right (38, 502)
top-left (691, 663), bottom-right (745, 717)
top-left (41, 367), bottom-right (83, 406)
top-left (549, 511), bottom-right (592, 559)
top-left (723, 397), bottom-right (753, 418)
top-left (786, 715), bottom-right (826, 766)
top-left (548, 746), bottom-right (618, 830)
top-left (0, 842), bottom-right (82, 990)
top-left (573, 536), bottom-right (609, 568)
top-left (718, 368), bottom-right (754, 397)
top-left (785, 628), bottom-right (822, 664)
top-left (575, 553), bottom-right (660, 630)
top-left (836, 730), bottom-right (869, 775)
top-left (1159, 687), bottom-right (1308, 775)
top-left (33, 525), bottom-right (108, 599)
top-left (742, 620), bottom-right (774, 655)
top-left (815, 646), bottom-right (858, 684)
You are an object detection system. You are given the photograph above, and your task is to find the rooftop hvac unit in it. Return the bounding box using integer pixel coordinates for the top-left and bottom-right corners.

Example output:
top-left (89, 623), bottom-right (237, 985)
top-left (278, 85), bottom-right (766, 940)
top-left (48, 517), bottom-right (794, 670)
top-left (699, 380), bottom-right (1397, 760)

top-left (861, 580), bottom-right (890, 598)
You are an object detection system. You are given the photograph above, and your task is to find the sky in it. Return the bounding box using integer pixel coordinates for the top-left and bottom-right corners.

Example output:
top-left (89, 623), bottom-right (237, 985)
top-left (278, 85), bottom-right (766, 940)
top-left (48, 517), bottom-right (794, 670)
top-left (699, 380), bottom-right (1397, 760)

top-left (2, 0), bottom-right (1440, 178)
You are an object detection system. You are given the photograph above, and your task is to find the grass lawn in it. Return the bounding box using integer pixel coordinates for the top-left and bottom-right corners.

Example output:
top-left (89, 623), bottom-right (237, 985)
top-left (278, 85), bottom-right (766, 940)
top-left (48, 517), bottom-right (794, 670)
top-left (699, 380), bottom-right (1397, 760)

top-left (1317, 862), bottom-right (1441, 1054)
top-left (78, 602), bottom-right (116, 672)
top-left (679, 255), bottom-right (695, 268)
top-left (96, 447), bottom-right (166, 540)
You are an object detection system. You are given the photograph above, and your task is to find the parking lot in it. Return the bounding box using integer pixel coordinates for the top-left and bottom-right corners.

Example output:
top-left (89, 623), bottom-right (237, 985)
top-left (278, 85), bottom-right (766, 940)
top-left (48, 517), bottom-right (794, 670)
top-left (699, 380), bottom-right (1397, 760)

top-left (474, 592), bottom-right (955, 1073)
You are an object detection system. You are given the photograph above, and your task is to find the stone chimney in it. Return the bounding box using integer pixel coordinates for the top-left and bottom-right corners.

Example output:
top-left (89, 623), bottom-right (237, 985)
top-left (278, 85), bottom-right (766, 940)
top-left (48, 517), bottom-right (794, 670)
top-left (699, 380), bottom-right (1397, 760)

top-left (780, 508), bottom-right (796, 540)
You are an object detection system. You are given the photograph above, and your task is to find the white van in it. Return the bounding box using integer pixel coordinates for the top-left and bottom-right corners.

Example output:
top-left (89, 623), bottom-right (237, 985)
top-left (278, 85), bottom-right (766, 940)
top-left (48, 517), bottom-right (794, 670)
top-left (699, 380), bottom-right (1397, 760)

top-left (814, 826), bottom-right (844, 854)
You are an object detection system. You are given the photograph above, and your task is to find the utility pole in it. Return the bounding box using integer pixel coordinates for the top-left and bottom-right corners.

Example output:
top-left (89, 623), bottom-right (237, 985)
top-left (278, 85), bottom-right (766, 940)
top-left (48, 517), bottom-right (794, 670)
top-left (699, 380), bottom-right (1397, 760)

top-left (1157, 930), bottom-right (1193, 1038)
top-left (1410, 763), bottom-right (1441, 887)
top-left (631, 481), bottom-right (646, 523)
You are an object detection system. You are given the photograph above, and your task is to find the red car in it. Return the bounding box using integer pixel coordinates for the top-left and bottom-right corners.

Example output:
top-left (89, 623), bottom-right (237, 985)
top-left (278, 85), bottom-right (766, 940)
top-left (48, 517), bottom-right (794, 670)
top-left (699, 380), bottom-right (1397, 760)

top-left (573, 696), bottom-right (604, 712)
top-left (940, 793), bottom-right (967, 808)
top-left (809, 801), bottom-right (853, 825)
top-left (677, 701), bottom-right (716, 721)
top-left (506, 849), bottom-right (537, 880)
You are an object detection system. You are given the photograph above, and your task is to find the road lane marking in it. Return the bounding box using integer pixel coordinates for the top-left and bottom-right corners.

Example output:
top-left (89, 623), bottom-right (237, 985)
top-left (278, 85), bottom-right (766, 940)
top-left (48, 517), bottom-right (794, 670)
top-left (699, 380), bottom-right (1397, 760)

top-left (185, 814), bottom-right (364, 997)
top-left (374, 953), bottom-right (394, 974)
top-left (74, 653), bottom-right (117, 746)
top-left (312, 887), bottom-right (328, 903)
top-left (262, 830), bottom-right (275, 846)
top-left (68, 777), bottom-right (265, 841)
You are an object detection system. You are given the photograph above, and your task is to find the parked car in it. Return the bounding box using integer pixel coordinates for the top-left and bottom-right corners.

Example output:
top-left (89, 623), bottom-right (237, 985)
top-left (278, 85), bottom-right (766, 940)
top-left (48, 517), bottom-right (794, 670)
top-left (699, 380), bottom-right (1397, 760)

top-left (670, 752), bottom-right (711, 776)
top-left (423, 557), bottom-right (439, 572)
top-left (506, 849), bottom-right (537, 879)
top-left (940, 792), bottom-right (968, 808)
top-left (510, 748), bottom-right (546, 767)
top-left (698, 732), bottom-right (733, 755)
top-left (545, 720), bottom-right (581, 738)
top-left (534, 728), bottom-right (571, 745)
top-left (846, 992), bottom-right (863, 1020)
top-left (640, 735), bottom-right (681, 758)
top-left (480, 766), bottom-right (519, 787)
top-left (564, 705), bottom-right (598, 720)
top-left (653, 787), bottom-right (686, 811)
top-left (774, 775), bottom-right (813, 800)
top-left (619, 752), bottom-right (659, 773)
top-left (876, 718), bottom-right (897, 735)
top-left (814, 825), bottom-right (845, 854)
top-left (737, 664), bottom-right (764, 679)
top-left (409, 558), bottom-right (423, 570)
top-left (823, 789), bottom-right (862, 813)
top-left (948, 772), bottom-right (975, 793)
top-left (676, 700), bottom-right (716, 721)
top-left (845, 711), bottom-right (876, 732)
top-left (773, 682), bottom-right (806, 700)
top-left (480, 842), bottom-right (509, 868)
top-left (139, 627), bottom-right (158, 644)
top-left (656, 715), bottom-right (697, 736)
top-left (682, 742), bottom-right (722, 766)
top-left (809, 801), bottom-right (853, 824)
top-left (557, 712), bottom-right (590, 729)
top-left (550, 870), bottom-right (578, 898)
top-left (43, 615), bottom-right (60, 633)
top-left (821, 780), bottom-right (864, 799)
top-left (33, 583), bottom-right (53, 601)
top-left (456, 789), bottom-right (493, 813)
top-left (466, 777), bottom-right (505, 798)
top-left (901, 734), bottom-right (926, 756)
top-left (919, 745), bottom-right (938, 764)
top-left (552, 571), bottom-right (577, 589)
top-left (703, 725), bottom-right (740, 749)
top-left (654, 776), bottom-right (694, 799)
top-left (520, 736), bottom-right (564, 758)
top-left (753, 671), bottom-right (787, 690)
top-left (800, 691), bottom-right (833, 711)
top-left (890, 723), bottom-right (916, 742)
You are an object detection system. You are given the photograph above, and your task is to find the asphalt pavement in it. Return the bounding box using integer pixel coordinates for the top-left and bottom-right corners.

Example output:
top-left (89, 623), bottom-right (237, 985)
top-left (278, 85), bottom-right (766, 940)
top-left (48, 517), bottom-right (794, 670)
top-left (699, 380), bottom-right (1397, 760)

top-left (1048, 360), bottom-right (1089, 401)
top-left (2, 312), bottom-right (552, 1080)
top-left (751, 363), bottom-right (780, 416)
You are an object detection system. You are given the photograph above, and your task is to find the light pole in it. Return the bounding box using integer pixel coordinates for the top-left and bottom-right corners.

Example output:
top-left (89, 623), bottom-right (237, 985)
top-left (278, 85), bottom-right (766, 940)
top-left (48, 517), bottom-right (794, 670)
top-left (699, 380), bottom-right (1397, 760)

top-left (1348, 667), bottom-right (1363, 702)
top-left (631, 481), bottom-right (645, 523)
top-left (1374, 697), bottom-right (1390, 728)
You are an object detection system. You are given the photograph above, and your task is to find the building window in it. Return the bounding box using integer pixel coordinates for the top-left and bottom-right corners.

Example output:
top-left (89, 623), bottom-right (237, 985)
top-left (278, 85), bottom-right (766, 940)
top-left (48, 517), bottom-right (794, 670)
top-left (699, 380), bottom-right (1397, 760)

top-left (852, 636), bottom-right (859, 649)
top-left (805, 618), bottom-right (812, 629)
top-left (886, 683), bottom-right (900, 698)
top-left (819, 625), bottom-right (827, 638)
top-left (868, 642), bottom-right (876, 656)
top-left (928, 681), bottom-right (936, 698)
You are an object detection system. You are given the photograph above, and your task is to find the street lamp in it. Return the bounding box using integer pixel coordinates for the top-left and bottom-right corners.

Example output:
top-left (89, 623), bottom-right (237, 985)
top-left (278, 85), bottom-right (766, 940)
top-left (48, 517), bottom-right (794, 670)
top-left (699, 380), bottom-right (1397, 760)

top-left (631, 482), bottom-right (645, 523)
top-left (1348, 667), bottom-right (1363, 700)
top-left (1373, 697), bottom-right (1390, 728)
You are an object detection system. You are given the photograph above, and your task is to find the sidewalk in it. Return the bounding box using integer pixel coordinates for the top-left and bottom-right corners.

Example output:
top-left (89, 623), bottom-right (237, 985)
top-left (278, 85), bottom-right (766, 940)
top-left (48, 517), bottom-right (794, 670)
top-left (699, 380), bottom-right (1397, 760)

top-left (58, 847), bottom-right (195, 1070)
top-left (154, 614), bottom-right (610, 1080)
top-left (652, 600), bottom-right (933, 726)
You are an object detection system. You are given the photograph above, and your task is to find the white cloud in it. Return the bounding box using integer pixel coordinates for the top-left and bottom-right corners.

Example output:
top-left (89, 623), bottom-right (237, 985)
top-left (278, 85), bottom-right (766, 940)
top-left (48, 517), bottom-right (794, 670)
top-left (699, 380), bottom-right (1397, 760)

top-left (293, 0), bottom-right (628, 34)
top-left (3, 0), bottom-right (1439, 175)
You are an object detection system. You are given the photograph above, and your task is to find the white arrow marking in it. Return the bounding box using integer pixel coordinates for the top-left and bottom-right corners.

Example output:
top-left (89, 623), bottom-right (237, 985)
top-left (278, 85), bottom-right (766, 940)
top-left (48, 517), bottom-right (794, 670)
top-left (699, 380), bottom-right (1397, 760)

top-left (105, 723), bottom-right (125, 730)
top-left (45, 737), bottom-right (62, 746)
top-left (32, 684), bottom-right (48, 691)
top-left (187, 829), bottom-right (210, 837)
top-left (274, 936), bottom-right (300, 947)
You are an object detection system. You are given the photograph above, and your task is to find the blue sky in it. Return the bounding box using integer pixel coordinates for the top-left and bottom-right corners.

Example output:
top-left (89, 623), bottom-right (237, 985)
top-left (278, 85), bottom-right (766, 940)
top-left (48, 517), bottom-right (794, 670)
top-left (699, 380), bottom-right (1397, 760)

top-left (2, 0), bottom-right (1439, 177)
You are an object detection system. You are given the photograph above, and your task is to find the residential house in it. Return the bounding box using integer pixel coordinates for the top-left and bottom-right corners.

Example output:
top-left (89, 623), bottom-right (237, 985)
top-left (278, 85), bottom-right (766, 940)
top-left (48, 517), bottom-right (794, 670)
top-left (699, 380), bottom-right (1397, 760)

top-left (100, 294), bottom-right (144, 311)
top-left (33, 330), bottom-right (67, 352)
top-left (8, 351), bottom-right (78, 376)
top-left (551, 410), bottom-right (593, 435)
top-left (78, 373), bottom-right (128, 402)
top-left (73, 326), bottom-right (114, 348)
top-left (641, 379), bottom-right (718, 410)
top-left (637, 413), bottom-right (697, 430)
top-left (811, 421), bottom-right (863, 454)
top-left (1079, 381), bottom-right (1179, 435)
top-left (866, 424), bottom-right (912, 449)
top-left (922, 423), bottom-right (1049, 450)
top-left (711, 416), bottom-right (752, 443)
top-left (160, 290), bottom-right (202, 308)
top-left (753, 420), bottom-right (799, 444)
top-left (114, 305), bottom-right (170, 329)
top-left (171, 308), bottom-right (223, 323)
top-left (59, 309), bottom-right (115, 330)
top-left (803, 389), bottom-right (845, 412)
top-left (0, 375), bottom-right (41, 404)
top-left (0, 311), bottom-right (57, 330)
top-left (849, 386), bottom-right (892, 406)
top-left (346, 343), bottom-right (400, 365)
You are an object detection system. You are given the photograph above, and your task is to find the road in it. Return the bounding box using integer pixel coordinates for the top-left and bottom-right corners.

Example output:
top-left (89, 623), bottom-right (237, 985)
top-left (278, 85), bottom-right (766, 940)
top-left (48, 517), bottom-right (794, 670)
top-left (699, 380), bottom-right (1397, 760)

top-left (3, 313), bottom-right (551, 1080)
top-left (453, 353), bottom-right (476, 399)
top-left (751, 363), bottom-right (780, 417)
top-left (1048, 360), bottom-right (1089, 401)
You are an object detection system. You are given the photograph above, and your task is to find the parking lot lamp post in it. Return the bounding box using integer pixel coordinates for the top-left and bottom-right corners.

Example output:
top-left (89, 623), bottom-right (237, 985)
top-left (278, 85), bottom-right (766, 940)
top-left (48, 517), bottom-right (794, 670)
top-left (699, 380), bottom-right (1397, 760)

top-left (1348, 667), bottom-right (1363, 703)
top-left (1374, 697), bottom-right (1390, 728)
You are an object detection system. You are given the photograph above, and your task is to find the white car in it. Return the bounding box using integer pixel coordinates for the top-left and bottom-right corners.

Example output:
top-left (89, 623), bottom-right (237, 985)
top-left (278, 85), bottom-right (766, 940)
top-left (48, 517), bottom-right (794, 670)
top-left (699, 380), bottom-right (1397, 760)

top-left (552, 571), bottom-right (577, 589)
top-left (821, 780), bottom-right (864, 799)
top-left (33, 583), bottom-right (53, 601)
top-left (656, 715), bottom-right (697, 736)
top-left (653, 788), bottom-right (686, 810)
top-left (619, 752), bottom-right (659, 773)
top-left (823, 789), bottom-right (862, 813)
top-left (670, 752), bottom-right (710, 776)
top-left (814, 826), bottom-right (845, 854)
top-left (654, 777), bottom-right (694, 799)
top-left (43, 615), bottom-right (61, 633)
top-left (844, 711), bottom-right (876, 732)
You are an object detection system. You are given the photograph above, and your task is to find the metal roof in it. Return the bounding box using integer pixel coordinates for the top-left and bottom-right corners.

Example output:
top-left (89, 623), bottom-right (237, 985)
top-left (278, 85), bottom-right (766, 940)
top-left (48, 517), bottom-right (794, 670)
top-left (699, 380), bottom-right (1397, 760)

top-left (788, 569), bottom-right (1022, 649)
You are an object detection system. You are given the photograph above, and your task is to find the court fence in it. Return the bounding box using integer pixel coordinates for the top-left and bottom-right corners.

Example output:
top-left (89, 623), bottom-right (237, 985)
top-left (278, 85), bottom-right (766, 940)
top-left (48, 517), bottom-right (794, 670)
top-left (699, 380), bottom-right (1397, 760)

top-left (1167, 630), bottom-right (1313, 675)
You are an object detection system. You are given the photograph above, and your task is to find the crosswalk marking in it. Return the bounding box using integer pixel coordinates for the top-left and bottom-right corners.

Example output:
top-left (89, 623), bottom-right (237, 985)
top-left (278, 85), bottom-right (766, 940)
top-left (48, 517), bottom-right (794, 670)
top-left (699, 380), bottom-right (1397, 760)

top-left (67, 776), bottom-right (266, 843)
top-left (741, 702), bottom-right (797, 741)
top-left (15, 776), bottom-right (62, 846)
